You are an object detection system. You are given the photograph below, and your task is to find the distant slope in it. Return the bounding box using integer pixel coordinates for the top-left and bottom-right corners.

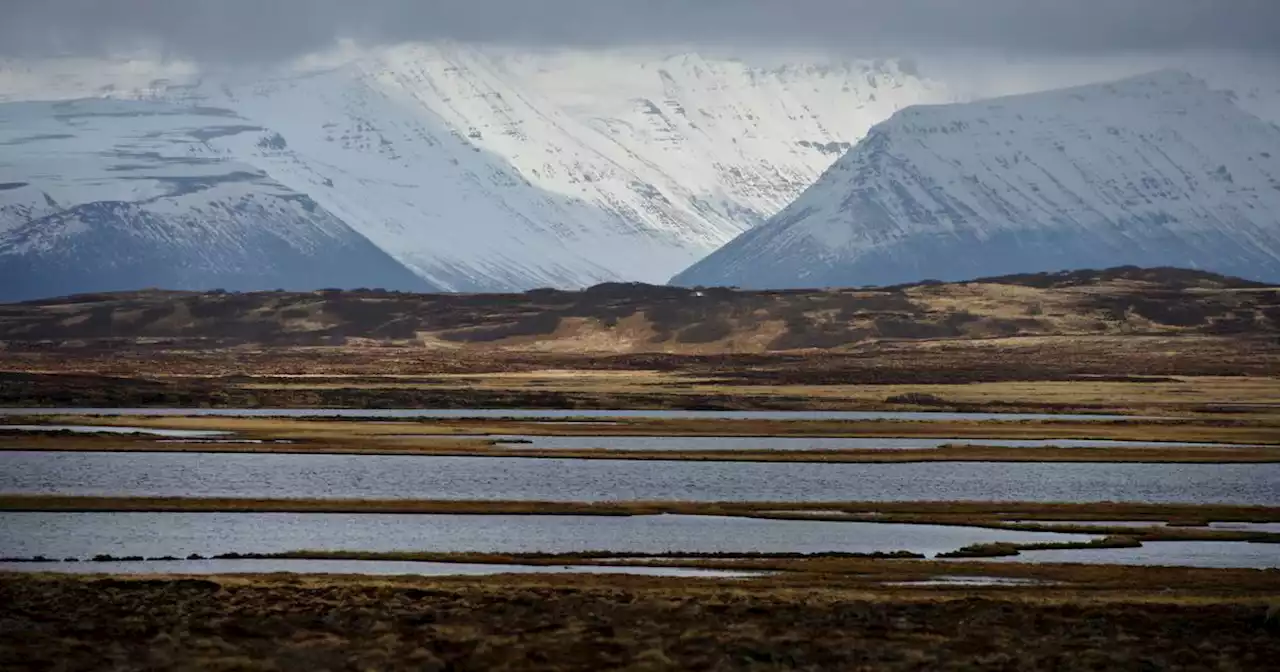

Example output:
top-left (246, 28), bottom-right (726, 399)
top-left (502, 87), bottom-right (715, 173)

top-left (0, 100), bottom-right (436, 301)
top-left (0, 47), bottom-right (951, 292)
top-left (2, 267), bottom-right (1273, 353)
top-left (673, 71), bottom-right (1280, 289)
top-left (0, 195), bottom-right (437, 301)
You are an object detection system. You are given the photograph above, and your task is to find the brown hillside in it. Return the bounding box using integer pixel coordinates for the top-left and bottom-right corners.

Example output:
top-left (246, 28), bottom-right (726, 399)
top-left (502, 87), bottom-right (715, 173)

top-left (2, 267), bottom-right (1275, 355)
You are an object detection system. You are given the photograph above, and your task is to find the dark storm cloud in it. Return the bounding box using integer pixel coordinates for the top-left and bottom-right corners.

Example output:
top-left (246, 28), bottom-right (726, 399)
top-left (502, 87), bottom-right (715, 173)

top-left (3, 0), bottom-right (1279, 61)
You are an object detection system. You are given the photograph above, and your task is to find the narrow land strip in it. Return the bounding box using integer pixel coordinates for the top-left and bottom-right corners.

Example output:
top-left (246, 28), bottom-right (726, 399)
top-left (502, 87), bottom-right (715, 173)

top-left (4, 495), bottom-right (1277, 531)
top-left (5, 438), bottom-right (1278, 462)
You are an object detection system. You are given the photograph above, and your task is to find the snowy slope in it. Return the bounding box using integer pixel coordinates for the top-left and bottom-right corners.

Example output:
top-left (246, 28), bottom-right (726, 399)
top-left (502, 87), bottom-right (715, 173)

top-left (0, 99), bottom-right (436, 300)
top-left (497, 50), bottom-right (938, 226)
top-left (0, 46), bottom-right (950, 292)
top-left (193, 45), bottom-right (950, 290)
top-left (674, 70), bottom-right (1280, 289)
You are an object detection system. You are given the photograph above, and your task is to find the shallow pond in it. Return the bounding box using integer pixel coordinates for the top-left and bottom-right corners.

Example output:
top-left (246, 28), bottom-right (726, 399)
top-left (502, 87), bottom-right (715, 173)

top-left (1206, 522), bottom-right (1280, 533)
top-left (0, 425), bottom-right (230, 438)
top-left (0, 512), bottom-right (1098, 559)
top-left (1012, 521), bottom-right (1280, 533)
top-left (0, 408), bottom-right (1142, 421)
top-left (976, 541), bottom-right (1279, 569)
top-left (884, 576), bottom-right (1055, 587)
top-left (0, 558), bottom-right (759, 578)
top-left (2, 452), bottom-right (1274, 504)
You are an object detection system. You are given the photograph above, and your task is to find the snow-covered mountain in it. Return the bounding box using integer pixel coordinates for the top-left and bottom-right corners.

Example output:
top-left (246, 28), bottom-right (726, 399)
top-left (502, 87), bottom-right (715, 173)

top-left (0, 45), bottom-right (950, 296)
top-left (0, 99), bottom-right (436, 300)
top-left (673, 70), bottom-right (1280, 289)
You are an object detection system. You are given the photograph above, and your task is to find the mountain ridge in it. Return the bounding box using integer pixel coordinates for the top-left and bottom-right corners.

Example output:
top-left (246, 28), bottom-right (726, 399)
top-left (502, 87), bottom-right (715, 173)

top-left (673, 70), bottom-right (1280, 289)
top-left (0, 99), bottom-right (436, 300)
top-left (0, 45), bottom-right (952, 296)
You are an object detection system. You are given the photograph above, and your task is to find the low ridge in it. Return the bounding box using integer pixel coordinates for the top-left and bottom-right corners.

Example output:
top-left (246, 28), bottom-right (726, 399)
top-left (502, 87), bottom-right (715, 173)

top-left (2, 267), bottom-right (1273, 353)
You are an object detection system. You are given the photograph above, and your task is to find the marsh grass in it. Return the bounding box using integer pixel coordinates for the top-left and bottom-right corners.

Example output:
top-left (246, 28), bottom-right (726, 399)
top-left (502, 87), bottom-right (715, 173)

top-left (4, 413), bottom-right (1277, 464)
top-left (7, 438), bottom-right (1279, 463)
top-left (13, 414), bottom-right (1277, 443)
top-left (2, 573), bottom-right (1279, 671)
top-left (937, 536), bottom-right (1144, 559)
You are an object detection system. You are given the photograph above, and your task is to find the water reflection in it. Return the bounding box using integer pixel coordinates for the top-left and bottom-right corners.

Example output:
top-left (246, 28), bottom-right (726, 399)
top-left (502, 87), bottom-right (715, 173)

top-left (974, 541), bottom-right (1278, 569)
top-left (0, 558), bottom-right (761, 578)
top-left (3, 452), bottom-right (1273, 503)
top-left (0, 425), bottom-right (229, 438)
top-left (0, 512), bottom-right (1099, 559)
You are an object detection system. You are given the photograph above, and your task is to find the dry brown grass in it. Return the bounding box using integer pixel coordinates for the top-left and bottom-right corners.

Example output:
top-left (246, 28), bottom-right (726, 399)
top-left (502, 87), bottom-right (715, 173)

top-left (13, 551), bottom-right (1280, 592)
top-left (9, 440), bottom-right (1279, 462)
top-left (4, 495), bottom-right (1277, 526)
top-left (4, 329), bottom-right (1279, 415)
top-left (5, 411), bottom-right (1277, 464)
top-left (2, 573), bottom-right (1279, 671)
top-left (232, 372), bottom-right (1280, 409)
top-left (7, 413), bottom-right (1278, 443)
top-left (20, 368), bottom-right (1279, 416)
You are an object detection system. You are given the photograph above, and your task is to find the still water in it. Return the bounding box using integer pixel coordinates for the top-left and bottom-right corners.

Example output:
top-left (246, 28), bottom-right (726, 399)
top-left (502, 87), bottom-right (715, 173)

top-left (2, 452), bottom-right (1274, 504)
top-left (0, 512), bottom-right (1098, 559)
top-left (0, 425), bottom-right (229, 438)
top-left (976, 541), bottom-right (1279, 569)
top-left (1206, 522), bottom-right (1280, 533)
top-left (0, 558), bottom-right (760, 578)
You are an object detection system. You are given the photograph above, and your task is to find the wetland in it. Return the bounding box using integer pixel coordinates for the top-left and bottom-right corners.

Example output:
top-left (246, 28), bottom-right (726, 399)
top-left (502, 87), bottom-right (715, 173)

top-left (3, 273), bottom-right (1279, 669)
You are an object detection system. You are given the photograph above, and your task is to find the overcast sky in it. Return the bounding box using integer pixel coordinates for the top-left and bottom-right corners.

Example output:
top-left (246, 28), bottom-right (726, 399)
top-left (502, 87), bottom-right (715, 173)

top-left (4, 0), bottom-right (1279, 63)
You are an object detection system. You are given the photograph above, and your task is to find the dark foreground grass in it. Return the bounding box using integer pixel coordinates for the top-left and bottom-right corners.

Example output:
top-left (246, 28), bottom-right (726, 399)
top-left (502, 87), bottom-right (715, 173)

top-left (2, 574), bottom-right (1278, 671)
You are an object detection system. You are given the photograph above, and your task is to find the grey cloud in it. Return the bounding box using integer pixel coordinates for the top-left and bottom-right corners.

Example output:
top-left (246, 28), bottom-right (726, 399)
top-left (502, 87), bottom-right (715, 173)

top-left (3, 0), bottom-right (1279, 62)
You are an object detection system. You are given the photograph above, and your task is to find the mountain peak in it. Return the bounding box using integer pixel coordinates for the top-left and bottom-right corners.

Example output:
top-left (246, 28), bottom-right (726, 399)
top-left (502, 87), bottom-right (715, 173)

top-left (1, 46), bottom-right (953, 298)
top-left (880, 69), bottom-right (1223, 130)
top-left (673, 71), bottom-right (1280, 289)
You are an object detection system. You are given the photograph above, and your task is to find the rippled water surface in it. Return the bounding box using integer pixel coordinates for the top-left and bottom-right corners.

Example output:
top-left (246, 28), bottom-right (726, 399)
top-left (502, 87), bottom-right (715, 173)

top-left (3, 452), bottom-right (1274, 504)
top-left (884, 576), bottom-right (1055, 587)
top-left (0, 425), bottom-right (229, 437)
top-left (1206, 522), bottom-right (1280, 533)
top-left (0, 558), bottom-right (759, 578)
top-left (977, 541), bottom-right (1279, 569)
top-left (0, 512), bottom-right (1098, 559)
